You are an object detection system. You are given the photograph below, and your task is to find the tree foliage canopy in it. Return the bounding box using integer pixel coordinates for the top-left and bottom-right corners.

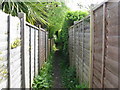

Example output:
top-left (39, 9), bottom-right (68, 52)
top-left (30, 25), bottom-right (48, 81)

top-left (1, 1), bottom-right (48, 25)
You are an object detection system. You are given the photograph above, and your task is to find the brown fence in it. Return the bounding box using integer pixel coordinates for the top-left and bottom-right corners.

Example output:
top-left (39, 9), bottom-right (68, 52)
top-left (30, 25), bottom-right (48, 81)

top-left (69, 1), bottom-right (119, 88)
top-left (91, 1), bottom-right (119, 88)
top-left (0, 11), bottom-right (53, 89)
top-left (69, 16), bottom-right (90, 85)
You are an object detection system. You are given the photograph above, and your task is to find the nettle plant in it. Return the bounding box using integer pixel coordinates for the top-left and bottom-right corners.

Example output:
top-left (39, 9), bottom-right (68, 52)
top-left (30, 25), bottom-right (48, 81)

top-left (11, 38), bottom-right (21, 49)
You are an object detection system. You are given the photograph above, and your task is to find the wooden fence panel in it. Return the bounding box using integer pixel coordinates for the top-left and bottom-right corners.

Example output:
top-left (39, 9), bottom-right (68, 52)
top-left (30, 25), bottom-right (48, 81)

top-left (83, 19), bottom-right (90, 84)
top-left (0, 11), bottom-right (49, 89)
top-left (92, 6), bottom-right (103, 88)
top-left (9, 16), bottom-right (22, 88)
top-left (69, 1), bottom-right (119, 88)
top-left (0, 11), bottom-right (8, 89)
top-left (39, 30), bottom-right (46, 68)
top-left (69, 16), bottom-right (90, 85)
top-left (91, 1), bottom-right (119, 88)
top-left (104, 2), bottom-right (118, 88)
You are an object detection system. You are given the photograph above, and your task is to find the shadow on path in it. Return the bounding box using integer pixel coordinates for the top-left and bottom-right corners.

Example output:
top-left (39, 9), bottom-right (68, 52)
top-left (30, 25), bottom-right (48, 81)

top-left (53, 50), bottom-right (63, 88)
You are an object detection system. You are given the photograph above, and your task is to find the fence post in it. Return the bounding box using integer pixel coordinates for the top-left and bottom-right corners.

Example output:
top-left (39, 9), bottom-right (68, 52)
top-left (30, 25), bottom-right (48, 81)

top-left (18, 12), bottom-right (26, 88)
top-left (38, 26), bottom-right (41, 72)
top-left (81, 21), bottom-right (84, 83)
top-left (45, 32), bottom-right (46, 61)
top-left (45, 32), bottom-right (48, 60)
top-left (7, 15), bottom-right (11, 88)
top-left (101, 3), bottom-right (106, 88)
top-left (89, 8), bottom-right (94, 88)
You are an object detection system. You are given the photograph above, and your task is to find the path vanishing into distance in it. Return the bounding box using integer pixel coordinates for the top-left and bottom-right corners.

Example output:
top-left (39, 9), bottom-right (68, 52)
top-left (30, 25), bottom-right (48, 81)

top-left (53, 51), bottom-right (63, 88)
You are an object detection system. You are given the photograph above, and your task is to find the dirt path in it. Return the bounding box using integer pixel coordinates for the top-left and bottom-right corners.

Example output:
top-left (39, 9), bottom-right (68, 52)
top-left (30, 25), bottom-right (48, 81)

top-left (53, 51), bottom-right (63, 88)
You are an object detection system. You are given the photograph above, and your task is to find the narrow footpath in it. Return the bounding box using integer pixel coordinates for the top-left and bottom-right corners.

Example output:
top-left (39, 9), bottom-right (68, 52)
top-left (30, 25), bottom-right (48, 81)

top-left (53, 51), bottom-right (63, 88)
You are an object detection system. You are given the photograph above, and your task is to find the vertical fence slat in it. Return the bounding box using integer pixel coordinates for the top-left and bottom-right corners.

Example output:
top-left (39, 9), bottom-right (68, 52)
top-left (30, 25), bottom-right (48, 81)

top-left (29, 27), bottom-right (31, 88)
top-left (101, 3), bottom-right (106, 88)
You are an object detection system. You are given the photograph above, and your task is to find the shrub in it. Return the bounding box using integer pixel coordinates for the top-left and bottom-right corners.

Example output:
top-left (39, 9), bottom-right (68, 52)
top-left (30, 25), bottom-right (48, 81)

top-left (57, 11), bottom-right (88, 56)
top-left (32, 52), bottom-right (54, 89)
top-left (60, 53), bottom-right (88, 88)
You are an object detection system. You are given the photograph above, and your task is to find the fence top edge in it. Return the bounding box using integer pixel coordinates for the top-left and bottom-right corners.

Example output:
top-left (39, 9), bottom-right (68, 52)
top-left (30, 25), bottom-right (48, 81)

top-left (92, 0), bottom-right (120, 11)
top-left (39, 27), bottom-right (47, 32)
top-left (26, 21), bottom-right (39, 30)
top-left (69, 15), bottom-right (90, 30)
top-left (26, 21), bottom-right (48, 33)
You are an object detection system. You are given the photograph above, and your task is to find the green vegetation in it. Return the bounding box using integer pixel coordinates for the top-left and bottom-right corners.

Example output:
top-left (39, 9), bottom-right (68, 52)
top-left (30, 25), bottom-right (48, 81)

top-left (57, 11), bottom-right (88, 55)
top-left (1, 1), bottom-right (48, 25)
top-left (11, 39), bottom-right (21, 49)
top-left (32, 52), bottom-right (54, 89)
top-left (45, 2), bottom-right (69, 38)
top-left (60, 53), bottom-right (88, 88)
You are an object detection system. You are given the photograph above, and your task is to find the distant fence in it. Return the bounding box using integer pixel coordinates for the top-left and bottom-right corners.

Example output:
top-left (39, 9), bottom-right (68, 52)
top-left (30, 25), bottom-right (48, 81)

top-left (0, 11), bottom-right (53, 89)
top-left (69, 1), bottom-right (119, 88)
top-left (69, 16), bottom-right (90, 85)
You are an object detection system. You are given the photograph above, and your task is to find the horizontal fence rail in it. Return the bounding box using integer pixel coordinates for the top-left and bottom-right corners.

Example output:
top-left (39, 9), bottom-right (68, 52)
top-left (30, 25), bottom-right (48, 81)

top-left (0, 11), bottom-right (53, 89)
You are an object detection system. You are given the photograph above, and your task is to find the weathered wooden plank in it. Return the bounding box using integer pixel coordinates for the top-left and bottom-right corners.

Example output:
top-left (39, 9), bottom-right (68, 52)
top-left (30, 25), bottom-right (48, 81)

top-left (93, 76), bottom-right (101, 88)
top-left (31, 28), bottom-right (35, 85)
top-left (104, 68), bottom-right (118, 88)
top-left (105, 57), bottom-right (118, 76)
top-left (106, 45), bottom-right (118, 61)
top-left (24, 25), bottom-right (30, 88)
